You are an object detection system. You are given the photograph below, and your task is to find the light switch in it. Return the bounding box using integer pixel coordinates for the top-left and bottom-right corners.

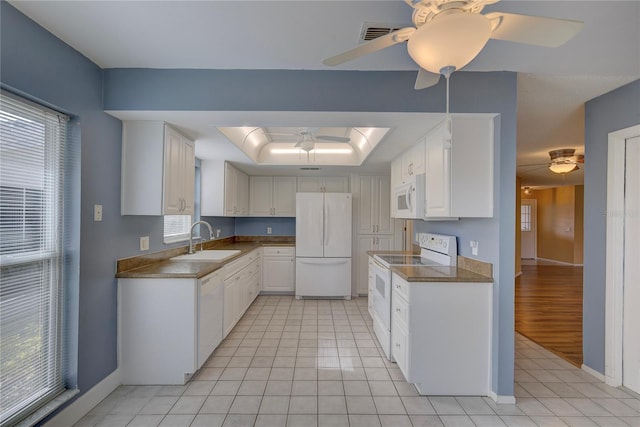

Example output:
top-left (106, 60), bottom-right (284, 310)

top-left (140, 236), bottom-right (149, 251)
top-left (94, 204), bottom-right (103, 221)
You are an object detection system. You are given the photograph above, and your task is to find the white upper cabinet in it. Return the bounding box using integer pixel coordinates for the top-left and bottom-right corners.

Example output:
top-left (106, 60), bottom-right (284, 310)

top-left (121, 121), bottom-right (195, 216)
top-left (249, 176), bottom-right (297, 217)
top-left (400, 139), bottom-right (425, 183)
top-left (297, 176), bottom-right (349, 193)
top-left (424, 115), bottom-right (495, 219)
top-left (355, 176), bottom-right (393, 235)
top-left (201, 161), bottom-right (249, 217)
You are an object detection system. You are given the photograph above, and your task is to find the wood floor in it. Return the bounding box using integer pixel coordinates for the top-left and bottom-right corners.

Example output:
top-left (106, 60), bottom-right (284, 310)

top-left (515, 261), bottom-right (584, 367)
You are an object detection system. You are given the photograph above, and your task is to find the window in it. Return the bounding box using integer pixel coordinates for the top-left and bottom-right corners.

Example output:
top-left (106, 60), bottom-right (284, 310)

top-left (521, 204), bottom-right (531, 231)
top-left (163, 162), bottom-right (200, 244)
top-left (0, 92), bottom-right (69, 425)
top-left (163, 214), bottom-right (192, 243)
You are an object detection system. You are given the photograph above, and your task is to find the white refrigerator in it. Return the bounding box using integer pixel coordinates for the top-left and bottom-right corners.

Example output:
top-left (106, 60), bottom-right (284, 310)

top-left (295, 192), bottom-right (352, 299)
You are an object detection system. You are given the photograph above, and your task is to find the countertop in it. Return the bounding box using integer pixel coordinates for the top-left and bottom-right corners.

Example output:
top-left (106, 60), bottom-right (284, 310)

top-left (117, 240), bottom-right (294, 280)
top-left (368, 250), bottom-right (493, 283)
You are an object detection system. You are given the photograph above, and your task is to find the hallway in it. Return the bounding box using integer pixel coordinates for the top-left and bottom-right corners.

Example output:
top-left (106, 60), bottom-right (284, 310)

top-left (515, 260), bottom-right (584, 367)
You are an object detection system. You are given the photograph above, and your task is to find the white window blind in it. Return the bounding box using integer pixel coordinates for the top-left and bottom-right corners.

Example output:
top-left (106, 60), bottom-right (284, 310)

top-left (0, 92), bottom-right (67, 426)
top-left (163, 215), bottom-right (192, 243)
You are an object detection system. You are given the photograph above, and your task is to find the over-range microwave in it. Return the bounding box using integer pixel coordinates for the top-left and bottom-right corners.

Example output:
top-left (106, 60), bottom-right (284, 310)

top-left (394, 175), bottom-right (425, 219)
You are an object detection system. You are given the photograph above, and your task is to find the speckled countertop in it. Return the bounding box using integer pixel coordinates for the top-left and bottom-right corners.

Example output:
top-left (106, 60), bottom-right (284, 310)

top-left (116, 238), bottom-right (294, 280)
top-left (367, 250), bottom-right (493, 283)
top-left (390, 264), bottom-right (492, 283)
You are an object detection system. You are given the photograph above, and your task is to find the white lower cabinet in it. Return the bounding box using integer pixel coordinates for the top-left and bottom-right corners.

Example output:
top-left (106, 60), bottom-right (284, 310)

top-left (222, 249), bottom-right (261, 337)
top-left (118, 269), bottom-right (223, 385)
top-left (262, 246), bottom-right (295, 292)
top-left (391, 273), bottom-right (493, 396)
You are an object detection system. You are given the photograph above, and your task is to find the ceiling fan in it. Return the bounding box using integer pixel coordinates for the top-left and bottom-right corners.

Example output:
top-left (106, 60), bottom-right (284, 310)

top-left (265, 128), bottom-right (351, 152)
top-left (323, 0), bottom-right (584, 89)
top-left (519, 148), bottom-right (585, 174)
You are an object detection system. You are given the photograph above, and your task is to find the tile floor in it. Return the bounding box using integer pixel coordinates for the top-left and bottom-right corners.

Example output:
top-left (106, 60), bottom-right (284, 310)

top-left (75, 296), bottom-right (639, 427)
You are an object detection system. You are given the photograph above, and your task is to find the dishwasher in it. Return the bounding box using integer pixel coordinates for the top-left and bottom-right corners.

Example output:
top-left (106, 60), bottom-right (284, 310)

top-left (198, 270), bottom-right (223, 368)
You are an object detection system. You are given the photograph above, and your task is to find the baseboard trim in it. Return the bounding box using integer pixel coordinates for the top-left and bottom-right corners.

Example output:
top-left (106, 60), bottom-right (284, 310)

top-left (536, 257), bottom-right (583, 267)
top-left (488, 391), bottom-right (516, 404)
top-left (43, 368), bottom-right (121, 427)
top-left (582, 364), bottom-right (606, 382)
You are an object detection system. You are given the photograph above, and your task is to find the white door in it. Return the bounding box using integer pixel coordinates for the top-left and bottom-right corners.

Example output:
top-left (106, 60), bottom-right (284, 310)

top-left (425, 122), bottom-right (451, 217)
top-left (296, 192), bottom-right (324, 257)
top-left (163, 127), bottom-right (184, 214)
top-left (623, 135), bottom-right (640, 393)
top-left (521, 199), bottom-right (537, 259)
top-left (324, 193), bottom-right (352, 257)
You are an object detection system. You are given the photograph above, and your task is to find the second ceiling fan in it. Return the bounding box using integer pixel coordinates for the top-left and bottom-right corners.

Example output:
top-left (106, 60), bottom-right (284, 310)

top-left (323, 0), bottom-right (584, 89)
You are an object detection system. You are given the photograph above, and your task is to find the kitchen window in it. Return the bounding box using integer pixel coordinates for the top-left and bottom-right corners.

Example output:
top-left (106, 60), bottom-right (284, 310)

top-left (0, 91), bottom-right (73, 425)
top-left (163, 162), bottom-right (200, 243)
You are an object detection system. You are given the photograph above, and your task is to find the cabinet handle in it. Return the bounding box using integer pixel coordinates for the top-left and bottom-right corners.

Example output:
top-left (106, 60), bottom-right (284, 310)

top-left (395, 308), bottom-right (401, 313)
top-left (396, 343), bottom-right (401, 348)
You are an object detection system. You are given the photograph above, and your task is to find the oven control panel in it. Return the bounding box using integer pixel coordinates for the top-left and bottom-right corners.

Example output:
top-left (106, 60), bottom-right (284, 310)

top-left (418, 233), bottom-right (457, 257)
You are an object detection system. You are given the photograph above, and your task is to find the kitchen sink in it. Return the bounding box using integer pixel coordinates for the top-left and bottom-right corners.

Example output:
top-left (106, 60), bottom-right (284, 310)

top-left (170, 250), bottom-right (241, 262)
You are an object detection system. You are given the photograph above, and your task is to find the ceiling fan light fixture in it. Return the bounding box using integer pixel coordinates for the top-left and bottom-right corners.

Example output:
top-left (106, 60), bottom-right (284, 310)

top-left (406, 12), bottom-right (492, 74)
top-left (299, 139), bottom-right (315, 152)
top-left (549, 163), bottom-right (578, 174)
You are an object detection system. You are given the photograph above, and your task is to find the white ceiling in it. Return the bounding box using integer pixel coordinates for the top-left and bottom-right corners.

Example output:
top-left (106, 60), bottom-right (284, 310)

top-left (10, 0), bottom-right (639, 185)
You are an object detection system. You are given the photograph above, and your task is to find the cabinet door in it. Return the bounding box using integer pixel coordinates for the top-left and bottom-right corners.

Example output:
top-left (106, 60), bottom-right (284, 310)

top-left (249, 176), bottom-right (273, 216)
top-left (262, 257), bottom-right (295, 292)
top-left (273, 177), bottom-right (297, 216)
top-left (375, 177), bottom-right (393, 234)
top-left (390, 157), bottom-right (402, 215)
top-left (323, 177), bottom-right (349, 193)
top-left (407, 139), bottom-right (425, 175)
top-left (236, 171), bottom-right (249, 216)
top-left (163, 127), bottom-right (184, 215)
top-left (356, 236), bottom-right (376, 295)
top-left (425, 123), bottom-right (451, 217)
top-left (181, 138), bottom-right (195, 215)
top-left (223, 278), bottom-right (238, 337)
top-left (224, 164), bottom-right (238, 216)
top-left (356, 176), bottom-right (376, 234)
top-left (297, 177), bottom-right (323, 192)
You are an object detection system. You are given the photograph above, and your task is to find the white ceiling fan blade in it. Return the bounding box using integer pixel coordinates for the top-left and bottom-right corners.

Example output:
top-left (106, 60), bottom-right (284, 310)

top-left (414, 68), bottom-right (441, 90)
top-left (485, 12), bottom-right (584, 47)
top-left (323, 27), bottom-right (416, 66)
top-left (315, 135), bottom-right (351, 143)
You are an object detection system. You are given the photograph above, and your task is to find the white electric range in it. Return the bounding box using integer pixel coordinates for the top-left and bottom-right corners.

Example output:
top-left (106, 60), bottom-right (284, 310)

top-left (369, 233), bottom-right (457, 360)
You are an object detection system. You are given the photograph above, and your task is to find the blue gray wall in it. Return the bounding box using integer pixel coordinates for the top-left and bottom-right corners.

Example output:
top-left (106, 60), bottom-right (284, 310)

top-left (583, 79), bottom-right (640, 373)
top-left (1, 0), bottom-right (518, 412)
top-left (235, 217), bottom-right (296, 236)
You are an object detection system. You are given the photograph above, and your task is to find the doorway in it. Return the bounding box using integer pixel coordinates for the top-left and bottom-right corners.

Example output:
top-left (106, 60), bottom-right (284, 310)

top-left (606, 126), bottom-right (640, 394)
top-left (520, 199), bottom-right (537, 259)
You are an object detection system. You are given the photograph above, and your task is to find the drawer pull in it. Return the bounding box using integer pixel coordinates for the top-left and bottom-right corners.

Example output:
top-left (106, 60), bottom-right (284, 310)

top-left (395, 343), bottom-right (401, 348)
top-left (395, 308), bottom-right (401, 313)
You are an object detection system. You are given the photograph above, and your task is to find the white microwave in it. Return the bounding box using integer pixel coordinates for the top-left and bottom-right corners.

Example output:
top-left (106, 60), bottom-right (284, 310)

top-left (394, 175), bottom-right (425, 219)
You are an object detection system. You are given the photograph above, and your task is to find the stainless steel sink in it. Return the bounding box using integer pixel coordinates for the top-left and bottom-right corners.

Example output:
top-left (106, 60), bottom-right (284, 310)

top-left (170, 249), bottom-right (241, 262)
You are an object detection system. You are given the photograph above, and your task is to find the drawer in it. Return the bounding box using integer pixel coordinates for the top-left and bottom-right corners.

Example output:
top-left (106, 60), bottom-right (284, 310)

top-left (392, 275), bottom-right (409, 301)
top-left (263, 246), bottom-right (295, 257)
top-left (392, 294), bottom-right (409, 331)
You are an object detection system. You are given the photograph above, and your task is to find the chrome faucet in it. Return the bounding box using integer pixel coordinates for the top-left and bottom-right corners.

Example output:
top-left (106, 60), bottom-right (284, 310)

top-left (188, 221), bottom-right (214, 254)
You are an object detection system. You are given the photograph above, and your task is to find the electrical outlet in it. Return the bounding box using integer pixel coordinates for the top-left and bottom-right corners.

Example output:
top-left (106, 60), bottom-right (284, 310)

top-left (140, 236), bottom-right (149, 251)
top-left (94, 204), bottom-right (103, 221)
top-left (470, 240), bottom-right (479, 256)
top-left (267, 227), bottom-right (272, 235)
top-left (215, 229), bottom-right (221, 238)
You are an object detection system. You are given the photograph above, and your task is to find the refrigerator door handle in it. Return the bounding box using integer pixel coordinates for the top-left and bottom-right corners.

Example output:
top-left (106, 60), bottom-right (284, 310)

top-left (298, 259), bottom-right (349, 266)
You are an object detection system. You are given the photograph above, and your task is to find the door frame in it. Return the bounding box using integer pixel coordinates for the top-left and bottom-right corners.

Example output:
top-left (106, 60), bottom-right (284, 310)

top-left (605, 124), bottom-right (640, 387)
